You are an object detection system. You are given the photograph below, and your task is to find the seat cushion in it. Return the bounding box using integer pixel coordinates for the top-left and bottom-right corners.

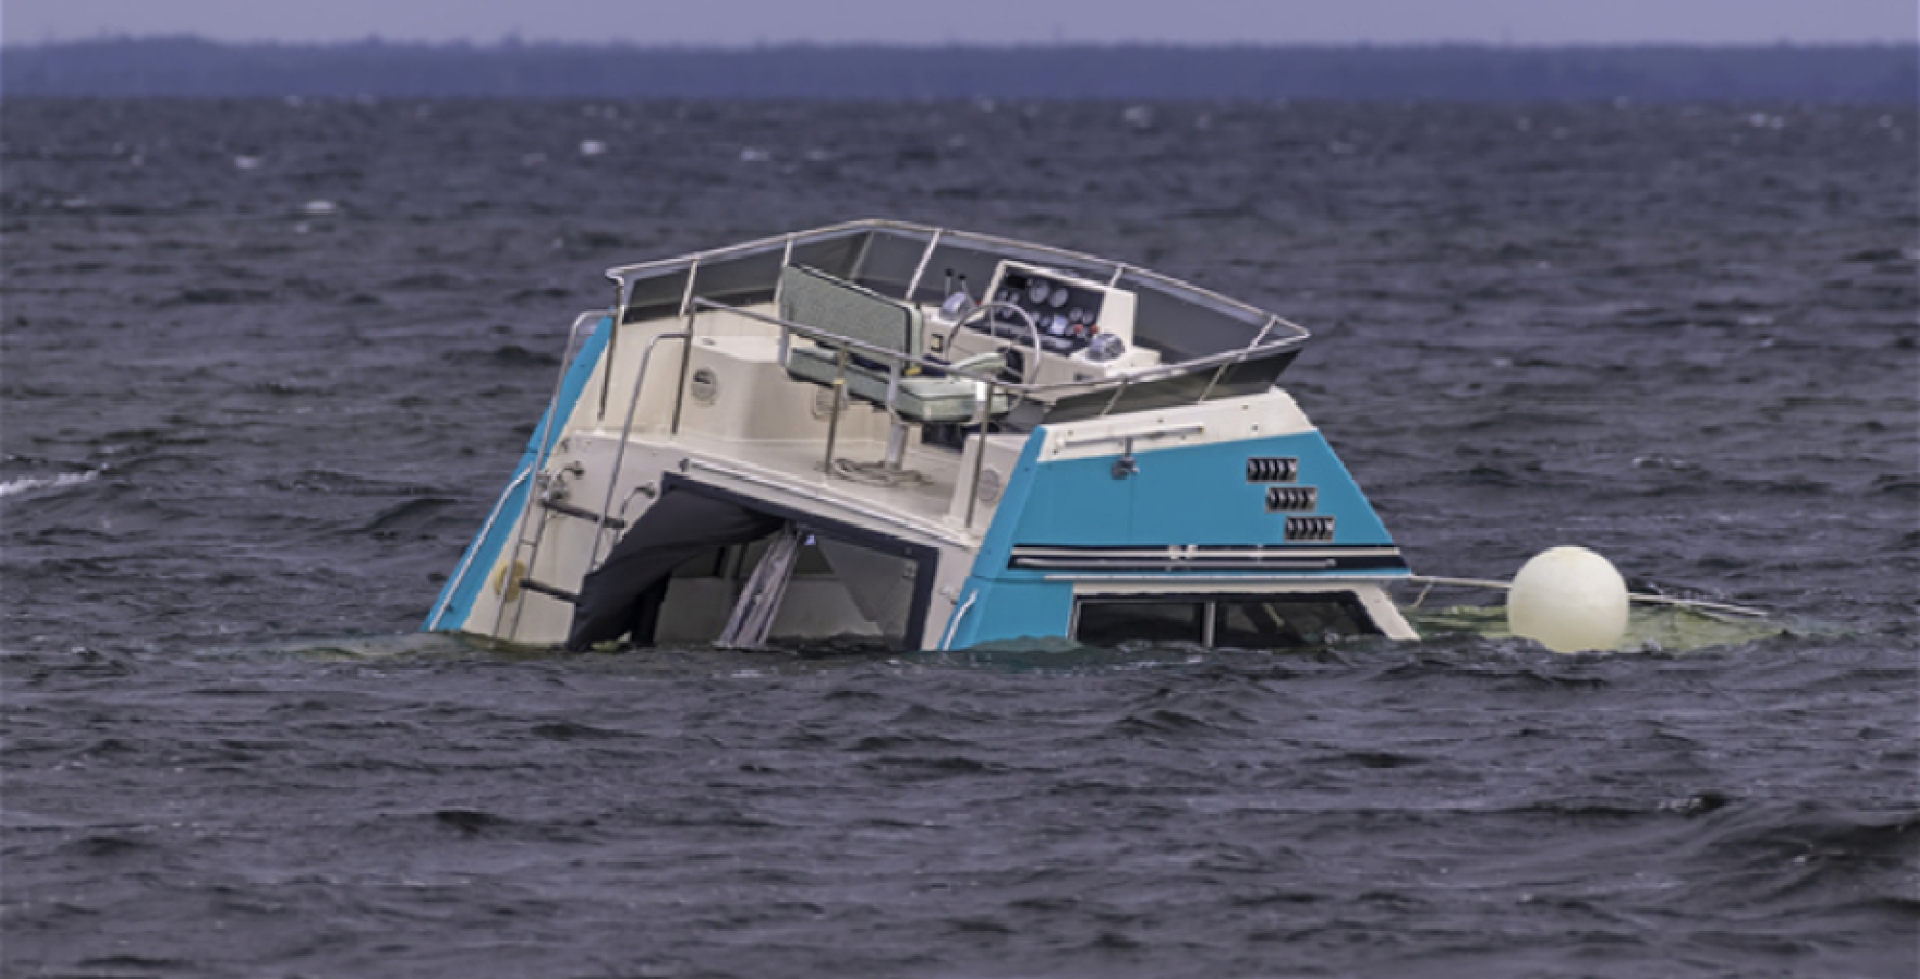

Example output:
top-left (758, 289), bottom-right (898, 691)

top-left (787, 345), bottom-right (1010, 423)
top-left (779, 265), bottom-right (921, 358)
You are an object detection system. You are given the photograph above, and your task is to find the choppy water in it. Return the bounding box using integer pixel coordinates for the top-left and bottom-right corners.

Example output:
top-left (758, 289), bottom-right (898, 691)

top-left (3, 99), bottom-right (1916, 978)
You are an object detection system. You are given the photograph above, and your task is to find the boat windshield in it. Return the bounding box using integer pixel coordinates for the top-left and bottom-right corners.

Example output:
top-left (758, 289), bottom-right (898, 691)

top-left (609, 220), bottom-right (1307, 364)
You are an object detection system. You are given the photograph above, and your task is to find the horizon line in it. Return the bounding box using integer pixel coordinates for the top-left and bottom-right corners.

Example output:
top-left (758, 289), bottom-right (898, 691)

top-left (5, 35), bottom-right (1916, 52)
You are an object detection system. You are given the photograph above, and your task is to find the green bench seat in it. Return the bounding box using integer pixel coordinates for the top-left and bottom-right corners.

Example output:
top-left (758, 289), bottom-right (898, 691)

top-left (778, 265), bottom-right (1010, 424)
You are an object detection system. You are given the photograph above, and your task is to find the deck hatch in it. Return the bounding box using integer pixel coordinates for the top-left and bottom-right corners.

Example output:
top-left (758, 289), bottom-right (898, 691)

top-left (1246, 456), bottom-right (1299, 482)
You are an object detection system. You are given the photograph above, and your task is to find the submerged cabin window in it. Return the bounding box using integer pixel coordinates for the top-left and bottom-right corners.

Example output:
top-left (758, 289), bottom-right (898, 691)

top-left (1210, 595), bottom-right (1379, 648)
top-left (1074, 593), bottom-right (1380, 649)
top-left (1073, 600), bottom-right (1206, 646)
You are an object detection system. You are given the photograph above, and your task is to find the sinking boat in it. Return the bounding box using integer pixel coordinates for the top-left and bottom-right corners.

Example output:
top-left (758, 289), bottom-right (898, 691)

top-left (425, 220), bottom-right (1422, 652)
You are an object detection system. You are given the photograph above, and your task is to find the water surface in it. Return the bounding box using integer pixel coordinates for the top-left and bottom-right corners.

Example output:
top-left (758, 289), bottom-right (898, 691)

top-left (3, 99), bottom-right (1915, 978)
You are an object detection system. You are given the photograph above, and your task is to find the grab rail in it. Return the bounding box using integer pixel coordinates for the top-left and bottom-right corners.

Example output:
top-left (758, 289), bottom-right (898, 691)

top-left (495, 311), bottom-right (601, 640)
top-left (587, 329), bottom-right (690, 571)
top-left (695, 297), bottom-right (1306, 414)
top-left (690, 296), bottom-right (1307, 530)
top-left (606, 219), bottom-right (1310, 345)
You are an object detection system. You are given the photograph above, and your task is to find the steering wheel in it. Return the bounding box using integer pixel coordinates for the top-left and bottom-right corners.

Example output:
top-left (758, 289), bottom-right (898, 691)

top-left (938, 301), bottom-right (1043, 387)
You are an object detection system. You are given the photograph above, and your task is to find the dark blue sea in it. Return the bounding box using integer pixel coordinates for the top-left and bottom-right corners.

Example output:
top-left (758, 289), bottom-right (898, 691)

top-left (3, 98), bottom-right (1916, 978)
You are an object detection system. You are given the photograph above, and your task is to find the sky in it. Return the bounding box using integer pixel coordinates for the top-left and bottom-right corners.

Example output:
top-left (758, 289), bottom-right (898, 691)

top-left (4, 0), bottom-right (1915, 46)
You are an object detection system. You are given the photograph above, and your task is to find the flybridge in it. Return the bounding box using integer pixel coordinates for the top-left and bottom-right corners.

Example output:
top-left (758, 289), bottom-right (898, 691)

top-left (428, 220), bottom-right (1418, 652)
top-left (604, 220), bottom-right (1312, 426)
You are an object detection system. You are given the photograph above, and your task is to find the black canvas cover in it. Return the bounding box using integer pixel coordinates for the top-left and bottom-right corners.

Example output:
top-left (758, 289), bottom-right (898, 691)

top-left (564, 489), bottom-right (784, 650)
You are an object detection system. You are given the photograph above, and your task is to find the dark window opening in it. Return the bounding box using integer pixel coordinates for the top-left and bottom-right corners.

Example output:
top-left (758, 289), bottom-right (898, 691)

top-left (1074, 600), bottom-right (1205, 647)
top-left (1210, 595), bottom-right (1379, 648)
top-left (1074, 592), bottom-right (1381, 649)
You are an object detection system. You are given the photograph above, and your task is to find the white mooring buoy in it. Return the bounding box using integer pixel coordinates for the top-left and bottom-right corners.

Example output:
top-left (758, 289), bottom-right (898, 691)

top-left (1507, 546), bottom-right (1630, 653)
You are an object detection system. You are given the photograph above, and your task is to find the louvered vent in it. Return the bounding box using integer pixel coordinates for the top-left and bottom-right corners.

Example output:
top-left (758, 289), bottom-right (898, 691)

top-left (1264, 486), bottom-right (1318, 512)
top-left (1284, 516), bottom-right (1336, 542)
top-left (1246, 456), bottom-right (1299, 483)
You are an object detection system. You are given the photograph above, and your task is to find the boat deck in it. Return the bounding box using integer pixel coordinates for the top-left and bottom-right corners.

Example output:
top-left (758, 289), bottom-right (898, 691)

top-left (656, 429), bottom-right (999, 545)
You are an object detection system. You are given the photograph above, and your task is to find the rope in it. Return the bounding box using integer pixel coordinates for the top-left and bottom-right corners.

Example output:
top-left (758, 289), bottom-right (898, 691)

top-left (829, 458), bottom-right (930, 487)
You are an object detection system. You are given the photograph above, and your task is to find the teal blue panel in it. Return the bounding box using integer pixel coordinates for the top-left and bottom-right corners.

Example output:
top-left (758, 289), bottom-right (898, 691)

top-left (949, 427), bottom-right (1400, 648)
top-left (944, 576), bottom-right (1076, 649)
top-left (946, 433), bottom-right (1061, 647)
top-left (1009, 431), bottom-right (1393, 549)
top-left (424, 316), bottom-right (611, 632)
top-left (971, 432), bottom-right (1048, 573)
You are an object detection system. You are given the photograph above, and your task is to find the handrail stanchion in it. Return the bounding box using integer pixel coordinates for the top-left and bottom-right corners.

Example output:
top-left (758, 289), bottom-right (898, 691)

top-left (598, 280), bottom-right (628, 420)
top-left (1099, 374), bottom-right (1134, 418)
top-left (1197, 314), bottom-right (1277, 404)
top-left (964, 380), bottom-right (992, 530)
top-left (587, 330), bottom-right (689, 571)
top-left (905, 229), bottom-right (943, 302)
top-left (883, 360), bottom-right (908, 470)
top-left (667, 259), bottom-right (701, 436)
top-left (821, 348), bottom-right (849, 477)
top-left (774, 236), bottom-right (795, 367)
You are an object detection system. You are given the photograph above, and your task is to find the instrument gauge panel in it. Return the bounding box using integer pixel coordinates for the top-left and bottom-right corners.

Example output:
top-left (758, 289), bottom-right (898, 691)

top-left (986, 268), bottom-right (1109, 355)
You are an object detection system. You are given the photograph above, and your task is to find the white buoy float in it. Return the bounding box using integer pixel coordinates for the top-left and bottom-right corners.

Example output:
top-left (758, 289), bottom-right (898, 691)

top-left (1507, 546), bottom-right (1630, 653)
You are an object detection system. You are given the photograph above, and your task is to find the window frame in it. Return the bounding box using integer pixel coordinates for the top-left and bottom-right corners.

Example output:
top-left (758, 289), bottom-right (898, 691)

top-left (1070, 590), bottom-right (1384, 649)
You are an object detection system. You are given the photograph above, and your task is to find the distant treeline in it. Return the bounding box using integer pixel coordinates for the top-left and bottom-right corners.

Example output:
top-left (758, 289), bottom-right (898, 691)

top-left (3, 37), bottom-right (1914, 101)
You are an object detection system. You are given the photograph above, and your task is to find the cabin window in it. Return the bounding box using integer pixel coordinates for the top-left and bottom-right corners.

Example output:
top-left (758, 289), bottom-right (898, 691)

top-left (1073, 599), bottom-right (1207, 646)
top-left (1210, 594), bottom-right (1379, 648)
top-left (1073, 592), bottom-right (1380, 649)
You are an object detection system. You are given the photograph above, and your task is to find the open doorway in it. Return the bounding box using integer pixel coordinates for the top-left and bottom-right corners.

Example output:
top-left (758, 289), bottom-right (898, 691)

top-left (599, 477), bottom-right (937, 651)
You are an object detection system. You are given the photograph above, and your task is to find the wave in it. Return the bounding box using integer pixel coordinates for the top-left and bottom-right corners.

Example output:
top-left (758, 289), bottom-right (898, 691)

top-left (0, 471), bottom-right (98, 500)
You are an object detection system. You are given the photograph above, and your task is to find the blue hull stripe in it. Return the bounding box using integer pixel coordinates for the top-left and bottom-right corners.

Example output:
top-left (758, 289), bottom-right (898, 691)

top-left (424, 316), bottom-right (611, 632)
